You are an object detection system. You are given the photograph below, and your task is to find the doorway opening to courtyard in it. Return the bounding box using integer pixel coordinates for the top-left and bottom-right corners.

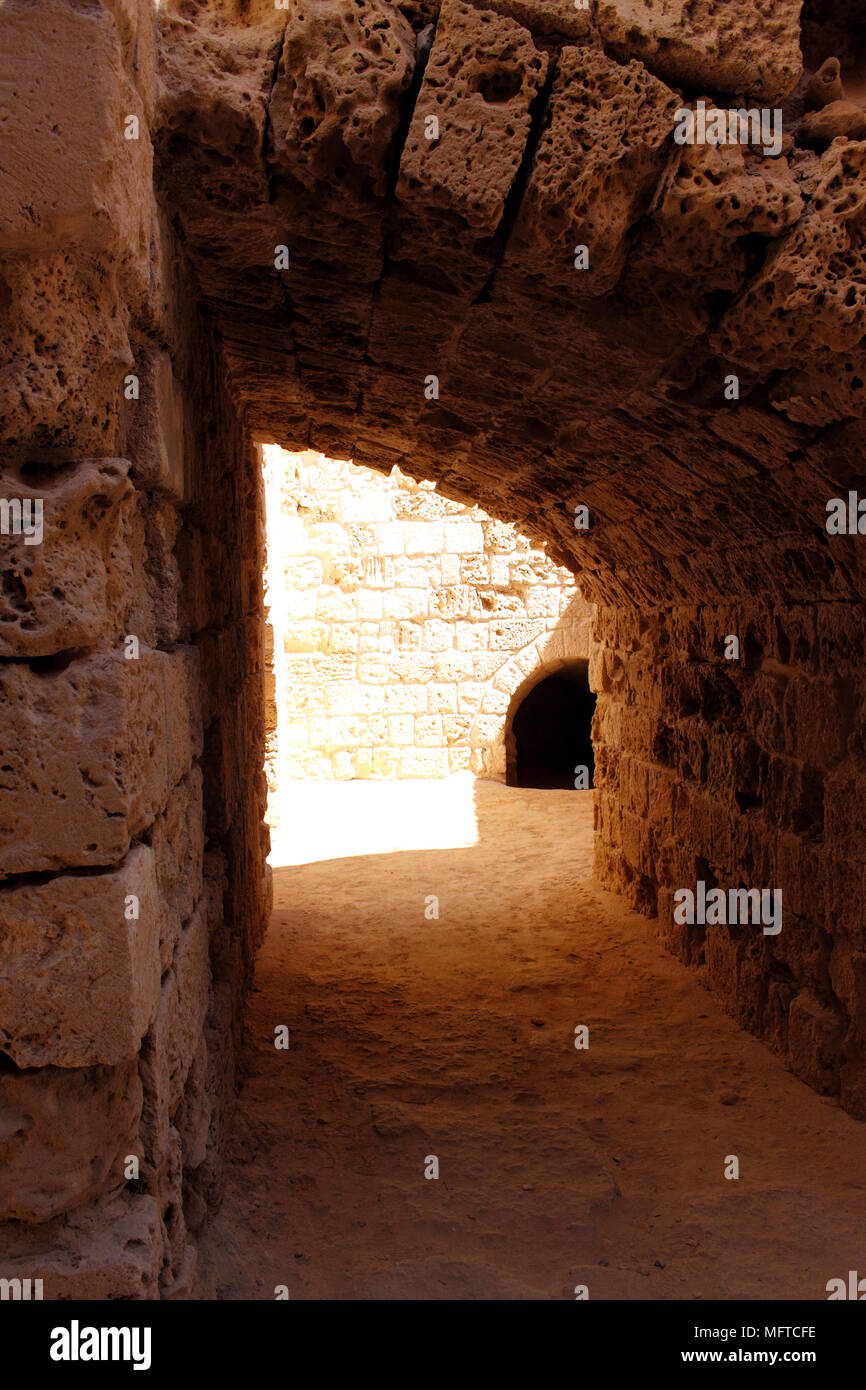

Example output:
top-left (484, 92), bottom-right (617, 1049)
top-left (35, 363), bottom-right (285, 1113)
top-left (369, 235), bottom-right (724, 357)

top-left (507, 661), bottom-right (596, 790)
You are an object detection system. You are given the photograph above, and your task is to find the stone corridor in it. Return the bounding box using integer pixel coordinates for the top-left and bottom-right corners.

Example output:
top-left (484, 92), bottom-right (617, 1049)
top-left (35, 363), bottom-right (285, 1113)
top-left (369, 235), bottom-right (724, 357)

top-left (3, 0), bottom-right (866, 1301)
top-left (199, 782), bottom-right (866, 1300)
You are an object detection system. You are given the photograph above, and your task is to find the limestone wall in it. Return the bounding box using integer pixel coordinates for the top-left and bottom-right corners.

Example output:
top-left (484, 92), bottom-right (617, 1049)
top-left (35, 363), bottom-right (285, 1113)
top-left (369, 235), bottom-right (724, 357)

top-left (592, 601), bottom-right (866, 1118)
top-left (0, 0), bottom-right (270, 1298)
top-left (263, 450), bottom-right (591, 811)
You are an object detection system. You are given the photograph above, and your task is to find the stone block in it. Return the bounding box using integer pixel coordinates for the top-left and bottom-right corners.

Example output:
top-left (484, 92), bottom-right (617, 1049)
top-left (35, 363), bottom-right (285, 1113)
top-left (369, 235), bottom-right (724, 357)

top-left (283, 557), bottom-right (323, 588)
top-left (388, 715), bottom-right (414, 746)
top-left (0, 648), bottom-right (177, 878)
top-left (403, 521), bottom-right (444, 555)
top-left (150, 765), bottom-right (204, 970)
top-left (139, 896), bottom-right (210, 1172)
top-left (415, 714), bottom-right (443, 746)
top-left (269, 0), bottom-right (415, 198)
top-left (506, 47), bottom-right (679, 296)
top-left (396, 0), bottom-right (547, 291)
top-left (0, 459), bottom-right (134, 658)
top-left (0, 845), bottom-right (161, 1068)
top-left (597, 0), bottom-right (802, 103)
top-left (383, 589), bottom-right (428, 620)
top-left (0, 252), bottom-right (133, 457)
top-left (398, 748), bottom-right (449, 778)
top-left (384, 685), bottom-right (428, 714)
top-left (428, 684), bottom-right (458, 714)
top-left (123, 352), bottom-right (185, 498)
top-left (0, 1059), bottom-right (142, 1223)
top-left (0, 0), bottom-right (152, 277)
top-left (285, 590), bottom-right (317, 619)
top-left (787, 992), bottom-right (844, 1093)
top-left (0, 1193), bottom-right (162, 1300)
top-left (444, 520), bottom-right (484, 553)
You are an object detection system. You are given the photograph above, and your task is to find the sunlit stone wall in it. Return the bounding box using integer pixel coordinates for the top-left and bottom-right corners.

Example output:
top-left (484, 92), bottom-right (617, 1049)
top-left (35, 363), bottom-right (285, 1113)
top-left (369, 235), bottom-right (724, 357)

top-left (262, 448), bottom-right (592, 815)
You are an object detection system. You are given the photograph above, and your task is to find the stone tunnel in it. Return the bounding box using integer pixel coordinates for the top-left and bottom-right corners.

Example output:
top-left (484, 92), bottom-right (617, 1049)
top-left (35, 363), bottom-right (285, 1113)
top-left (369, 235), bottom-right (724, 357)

top-left (1, 0), bottom-right (865, 1300)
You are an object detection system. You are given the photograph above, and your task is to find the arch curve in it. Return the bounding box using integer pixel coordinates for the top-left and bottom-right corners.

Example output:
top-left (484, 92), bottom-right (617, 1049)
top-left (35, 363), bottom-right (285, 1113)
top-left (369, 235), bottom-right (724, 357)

top-left (468, 614), bottom-right (592, 779)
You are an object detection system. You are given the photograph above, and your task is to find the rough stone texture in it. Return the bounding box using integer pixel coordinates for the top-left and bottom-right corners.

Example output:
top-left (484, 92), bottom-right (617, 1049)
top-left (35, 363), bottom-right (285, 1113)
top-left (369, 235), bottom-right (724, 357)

top-left (3, 0), bottom-right (866, 1300)
top-left (0, 1060), bottom-right (142, 1224)
top-left (0, 0), bottom-right (270, 1297)
top-left (395, 0), bottom-right (548, 294)
top-left (0, 844), bottom-right (161, 1068)
top-left (0, 459), bottom-right (134, 658)
top-left (270, 0), bottom-right (416, 199)
top-left (713, 140), bottom-right (866, 426)
top-left (0, 0), bottom-right (152, 272)
top-left (263, 448), bottom-right (586, 790)
top-left (505, 46), bottom-right (680, 296)
top-left (0, 1194), bottom-right (163, 1300)
top-left (151, 765), bottom-right (205, 969)
top-left (592, 601), bottom-right (866, 1117)
top-left (597, 0), bottom-right (803, 103)
top-left (0, 647), bottom-right (198, 878)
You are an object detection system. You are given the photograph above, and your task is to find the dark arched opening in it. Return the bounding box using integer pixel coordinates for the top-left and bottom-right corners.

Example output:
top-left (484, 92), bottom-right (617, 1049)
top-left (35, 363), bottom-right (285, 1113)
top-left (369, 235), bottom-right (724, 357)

top-left (507, 660), bottom-right (596, 789)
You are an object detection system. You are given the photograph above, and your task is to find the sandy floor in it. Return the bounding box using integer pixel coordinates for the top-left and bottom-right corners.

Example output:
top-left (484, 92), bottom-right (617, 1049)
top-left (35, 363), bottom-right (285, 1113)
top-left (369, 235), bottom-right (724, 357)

top-left (198, 780), bottom-right (866, 1300)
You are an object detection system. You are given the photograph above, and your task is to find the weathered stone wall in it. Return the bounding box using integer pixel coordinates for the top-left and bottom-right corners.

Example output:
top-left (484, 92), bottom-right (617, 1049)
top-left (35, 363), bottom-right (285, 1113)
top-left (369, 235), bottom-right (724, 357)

top-left (2, 0), bottom-right (866, 1303)
top-left (0, 0), bottom-right (269, 1297)
top-left (592, 601), bottom-right (866, 1118)
top-left (263, 448), bottom-right (588, 804)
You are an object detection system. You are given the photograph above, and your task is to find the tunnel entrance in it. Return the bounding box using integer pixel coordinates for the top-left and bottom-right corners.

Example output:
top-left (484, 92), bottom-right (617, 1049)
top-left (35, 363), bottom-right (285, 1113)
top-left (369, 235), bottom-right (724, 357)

top-left (506, 661), bottom-right (596, 789)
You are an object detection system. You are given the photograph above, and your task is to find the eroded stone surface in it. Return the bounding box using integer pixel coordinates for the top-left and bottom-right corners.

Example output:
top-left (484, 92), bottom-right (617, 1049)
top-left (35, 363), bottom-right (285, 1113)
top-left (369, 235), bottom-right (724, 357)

top-left (0, 1194), bottom-right (163, 1300)
top-left (395, 0), bottom-right (547, 292)
top-left (0, 845), bottom-right (161, 1068)
top-left (505, 46), bottom-right (680, 296)
top-left (139, 897), bottom-right (211, 1178)
top-left (0, 647), bottom-right (198, 878)
top-left (597, 0), bottom-right (803, 103)
top-left (0, 459), bottom-right (134, 658)
top-left (270, 0), bottom-right (415, 199)
top-left (0, 1060), bottom-right (142, 1223)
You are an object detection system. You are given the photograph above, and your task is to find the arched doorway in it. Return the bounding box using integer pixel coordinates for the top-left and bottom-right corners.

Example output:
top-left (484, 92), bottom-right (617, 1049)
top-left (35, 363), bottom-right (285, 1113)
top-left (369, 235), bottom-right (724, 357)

top-left (506, 660), bottom-right (596, 789)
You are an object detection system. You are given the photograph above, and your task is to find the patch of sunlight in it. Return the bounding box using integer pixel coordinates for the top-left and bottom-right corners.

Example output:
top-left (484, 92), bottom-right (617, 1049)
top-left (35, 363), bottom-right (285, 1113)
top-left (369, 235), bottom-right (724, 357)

top-left (267, 776), bottom-right (480, 867)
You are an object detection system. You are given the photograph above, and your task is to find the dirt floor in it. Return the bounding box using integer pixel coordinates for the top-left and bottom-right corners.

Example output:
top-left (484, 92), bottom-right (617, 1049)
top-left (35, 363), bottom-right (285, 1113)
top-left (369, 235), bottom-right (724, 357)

top-left (197, 780), bottom-right (866, 1300)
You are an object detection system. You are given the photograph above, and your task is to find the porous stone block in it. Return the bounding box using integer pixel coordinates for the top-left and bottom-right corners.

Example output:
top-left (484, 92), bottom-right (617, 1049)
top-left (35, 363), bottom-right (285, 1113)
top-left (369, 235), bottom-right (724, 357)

top-left (0, 0), bottom-right (151, 271)
top-left (0, 459), bottom-right (133, 658)
top-left (122, 351), bottom-right (185, 498)
top-left (398, 748), bottom-right (449, 777)
top-left (597, 0), bottom-right (802, 103)
top-left (0, 845), bottom-right (161, 1068)
top-left (506, 47), bottom-right (679, 296)
top-left (396, 0), bottom-right (547, 291)
top-left (269, 0), bottom-right (415, 199)
top-left (0, 1194), bottom-right (162, 1300)
top-left (139, 896), bottom-right (211, 1173)
top-left (0, 1060), bottom-right (142, 1223)
top-left (0, 647), bottom-right (192, 878)
top-left (0, 252), bottom-right (133, 457)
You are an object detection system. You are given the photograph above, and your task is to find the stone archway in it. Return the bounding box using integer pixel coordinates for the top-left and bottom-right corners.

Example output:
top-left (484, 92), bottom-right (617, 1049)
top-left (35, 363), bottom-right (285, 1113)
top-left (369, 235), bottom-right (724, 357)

top-left (505, 658), bottom-right (595, 788)
top-left (3, 0), bottom-right (866, 1300)
top-left (468, 605), bottom-right (593, 778)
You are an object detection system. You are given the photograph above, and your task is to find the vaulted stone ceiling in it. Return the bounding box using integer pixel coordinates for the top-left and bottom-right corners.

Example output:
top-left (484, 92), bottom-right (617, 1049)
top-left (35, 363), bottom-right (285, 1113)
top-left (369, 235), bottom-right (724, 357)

top-left (157, 0), bottom-right (866, 611)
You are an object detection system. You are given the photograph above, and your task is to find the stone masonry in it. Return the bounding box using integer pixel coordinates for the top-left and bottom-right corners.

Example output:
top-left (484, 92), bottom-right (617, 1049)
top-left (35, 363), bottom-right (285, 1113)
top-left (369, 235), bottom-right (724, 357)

top-left (2, 0), bottom-right (866, 1299)
top-left (262, 447), bottom-right (590, 808)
